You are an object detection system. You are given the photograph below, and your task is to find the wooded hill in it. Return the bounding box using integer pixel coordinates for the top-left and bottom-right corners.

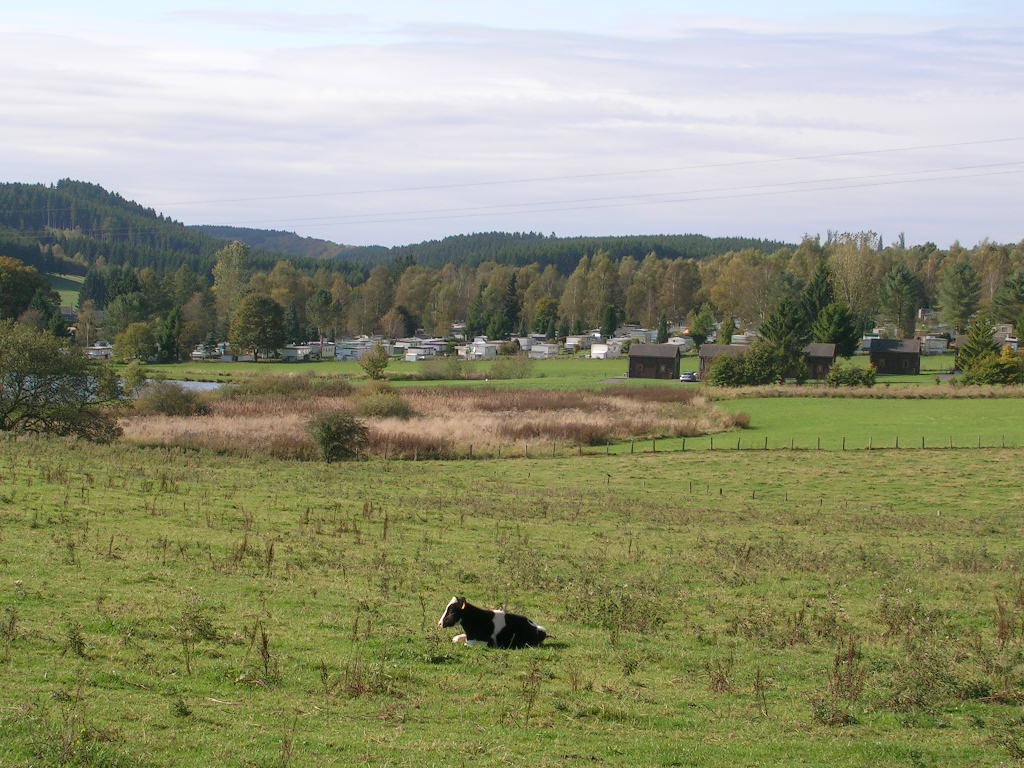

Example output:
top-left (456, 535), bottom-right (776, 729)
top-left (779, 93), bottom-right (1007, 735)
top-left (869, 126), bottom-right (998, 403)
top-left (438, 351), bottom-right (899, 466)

top-left (198, 225), bottom-right (791, 274)
top-left (0, 180), bottom-right (364, 283)
top-left (1, 180), bottom-right (789, 281)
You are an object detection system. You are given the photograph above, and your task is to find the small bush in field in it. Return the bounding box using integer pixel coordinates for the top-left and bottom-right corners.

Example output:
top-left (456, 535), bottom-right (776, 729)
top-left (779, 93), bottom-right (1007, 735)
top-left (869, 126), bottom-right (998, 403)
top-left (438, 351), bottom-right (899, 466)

top-left (729, 411), bottom-right (751, 429)
top-left (826, 362), bottom-right (876, 388)
top-left (355, 384), bottom-right (414, 419)
top-left (490, 355), bottom-right (534, 380)
top-left (134, 381), bottom-right (209, 417)
top-left (359, 344), bottom-right (390, 380)
top-left (308, 412), bottom-right (369, 462)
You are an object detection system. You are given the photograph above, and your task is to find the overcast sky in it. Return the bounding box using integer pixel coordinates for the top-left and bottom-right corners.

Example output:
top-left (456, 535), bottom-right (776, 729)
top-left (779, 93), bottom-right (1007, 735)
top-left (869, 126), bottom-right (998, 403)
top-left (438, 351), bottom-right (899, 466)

top-left (2, 1), bottom-right (1022, 248)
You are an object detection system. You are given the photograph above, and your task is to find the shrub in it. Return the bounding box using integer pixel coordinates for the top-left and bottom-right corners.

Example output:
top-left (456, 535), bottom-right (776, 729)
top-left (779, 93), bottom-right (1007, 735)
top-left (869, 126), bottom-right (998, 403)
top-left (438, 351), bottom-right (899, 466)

top-left (707, 353), bottom-right (748, 387)
top-left (497, 339), bottom-right (521, 356)
top-left (490, 355), bottom-right (535, 380)
top-left (826, 362), bottom-right (877, 388)
top-left (961, 348), bottom-right (1024, 385)
top-left (134, 381), bottom-right (209, 417)
top-left (359, 344), bottom-right (390, 380)
top-left (0, 321), bottom-right (125, 442)
top-left (308, 412), bottom-right (369, 462)
top-left (354, 384), bottom-right (414, 419)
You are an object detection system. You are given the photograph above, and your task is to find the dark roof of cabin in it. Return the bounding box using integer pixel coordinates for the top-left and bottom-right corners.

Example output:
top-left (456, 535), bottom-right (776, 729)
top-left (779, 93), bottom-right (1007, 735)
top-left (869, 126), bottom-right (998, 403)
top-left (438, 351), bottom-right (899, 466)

top-left (870, 339), bottom-right (921, 355)
top-left (698, 344), bottom-right (748, 359)
top-left (628, 343), bottom-right (680, 359)
top-left (803, 343), bottom-right (837, 358)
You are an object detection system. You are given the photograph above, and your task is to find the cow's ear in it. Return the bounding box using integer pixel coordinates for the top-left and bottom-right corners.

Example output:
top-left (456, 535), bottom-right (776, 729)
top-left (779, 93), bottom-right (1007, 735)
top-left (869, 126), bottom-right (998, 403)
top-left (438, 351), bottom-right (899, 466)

top-left (459, 599), bottom-right (467, 609)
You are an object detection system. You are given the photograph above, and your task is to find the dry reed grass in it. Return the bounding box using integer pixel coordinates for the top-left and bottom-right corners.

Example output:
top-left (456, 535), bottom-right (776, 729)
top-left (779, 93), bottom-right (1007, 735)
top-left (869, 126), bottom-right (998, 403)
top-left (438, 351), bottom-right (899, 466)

top-left (119, 384), bottom-right (747, 460)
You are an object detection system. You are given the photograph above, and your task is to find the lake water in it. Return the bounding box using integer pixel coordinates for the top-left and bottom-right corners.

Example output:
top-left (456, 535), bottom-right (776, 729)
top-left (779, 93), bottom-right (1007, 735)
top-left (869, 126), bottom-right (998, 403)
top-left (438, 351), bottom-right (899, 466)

top-left (156, 380), bottom-right (224, 392)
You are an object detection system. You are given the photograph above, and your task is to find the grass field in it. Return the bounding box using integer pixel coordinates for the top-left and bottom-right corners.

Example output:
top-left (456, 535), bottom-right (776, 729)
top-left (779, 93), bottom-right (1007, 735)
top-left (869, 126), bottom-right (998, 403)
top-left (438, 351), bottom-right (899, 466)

top-left (1, 433), bottom-right (1023, 767)
top-left (142, 355), bottom-right (636, 389)
top-left (140, 350), bottom-right (958, 389)
top-left (706, 396), bottom-right (1024, 450)
top-left (47, 273), bottom-right (85, 308)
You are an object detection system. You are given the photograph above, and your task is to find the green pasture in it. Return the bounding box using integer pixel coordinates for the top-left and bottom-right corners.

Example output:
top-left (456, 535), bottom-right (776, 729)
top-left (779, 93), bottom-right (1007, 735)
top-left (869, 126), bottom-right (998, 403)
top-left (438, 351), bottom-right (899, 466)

top-left (1, 436), bottom-right (1023, 767)
top-left (700, 397), bottom-right (1024, 451)
top-left (478, 394), bottom-right (1024, 458)
top-left (142, 354), bottom-right (636, 389)
top-left (46, 273), bottom-right (84, 308)
top-left (140, 350), bottom-right (959, 391)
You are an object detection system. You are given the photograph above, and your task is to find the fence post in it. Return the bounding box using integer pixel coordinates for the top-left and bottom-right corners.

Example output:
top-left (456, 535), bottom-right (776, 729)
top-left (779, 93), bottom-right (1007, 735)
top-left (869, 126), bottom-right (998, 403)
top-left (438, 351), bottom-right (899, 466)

top-left (682, 438), bottom-right (686, 452)
top-left (525, 443), bottom-right (529, 458)
top-left (710, 436), bottom-right (714, 451)
top-left (631, 439), bottom-right (635, 454)
top-left (578, 443), bottom-right (583, 456)
top-left (652, 438), bottom-right (657, 453)
top-left (817, 437), bottom-right (820, 450)
top-left (921, 436), bottom-right (925, 449)
top-left (868, 437), bottom-right (872, 450)
top-left (842, 436), bottom-right (846, 451)
top-left (736, 437), bottom-right (741, 450)
top-left (764, 435), bottom-right (768, 450)
top-left (895, 435), bottom-right (899, 449)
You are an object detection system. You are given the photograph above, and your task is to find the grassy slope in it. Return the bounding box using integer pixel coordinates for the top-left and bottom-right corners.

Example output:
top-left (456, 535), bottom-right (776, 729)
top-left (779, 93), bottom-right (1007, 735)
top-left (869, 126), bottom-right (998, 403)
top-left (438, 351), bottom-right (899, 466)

top-left (1, 436), bottom-right (1022, 767)
top-left (47, 273), bottom-right (84, 307)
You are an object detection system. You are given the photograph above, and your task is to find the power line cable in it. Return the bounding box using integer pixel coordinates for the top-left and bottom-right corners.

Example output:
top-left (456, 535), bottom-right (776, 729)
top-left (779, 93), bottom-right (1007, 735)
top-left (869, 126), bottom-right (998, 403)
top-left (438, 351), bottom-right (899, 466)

top-left (198, 160), bottom-right (1024, 229)
top-left (153, 136), bottom-right (1024, 208)
top-left (6, 149), bottom-right (1021, 240)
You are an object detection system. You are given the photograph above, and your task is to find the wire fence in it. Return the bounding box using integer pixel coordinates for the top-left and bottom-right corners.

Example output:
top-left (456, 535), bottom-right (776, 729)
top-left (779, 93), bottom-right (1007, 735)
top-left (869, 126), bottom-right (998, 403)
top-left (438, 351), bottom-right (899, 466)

top-left (395, 433), bottom-right (1022, 461)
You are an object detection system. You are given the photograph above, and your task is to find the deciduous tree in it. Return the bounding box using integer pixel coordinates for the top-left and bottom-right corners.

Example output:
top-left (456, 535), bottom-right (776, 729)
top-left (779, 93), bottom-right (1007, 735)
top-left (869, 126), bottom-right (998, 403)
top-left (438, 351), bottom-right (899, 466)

top-left (0, 321), bottom-right (124, 441)
top-left (0, 257), bottom-right (50, 320)
top-left (688, 304), bottom-right (716, 349)
top-left (359, 343), bottom-right (390, 380)
top-left (115, 322), bottom-right (157, 362)
top-left (229, 295), bottom-right (285, 360)
top-left (211, 241), bottom-right (251, 331)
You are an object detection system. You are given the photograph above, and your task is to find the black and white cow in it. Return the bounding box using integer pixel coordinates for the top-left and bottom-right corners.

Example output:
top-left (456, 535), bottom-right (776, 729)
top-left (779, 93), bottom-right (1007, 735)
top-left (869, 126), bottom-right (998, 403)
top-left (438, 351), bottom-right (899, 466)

top-left (437, 596), bottom-right (547, 649)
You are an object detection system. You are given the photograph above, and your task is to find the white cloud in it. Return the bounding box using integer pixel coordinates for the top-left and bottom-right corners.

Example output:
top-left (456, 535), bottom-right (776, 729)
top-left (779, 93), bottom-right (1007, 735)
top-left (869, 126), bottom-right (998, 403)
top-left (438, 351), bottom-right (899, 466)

top-left (0, 7), bottom-right (1021, 246)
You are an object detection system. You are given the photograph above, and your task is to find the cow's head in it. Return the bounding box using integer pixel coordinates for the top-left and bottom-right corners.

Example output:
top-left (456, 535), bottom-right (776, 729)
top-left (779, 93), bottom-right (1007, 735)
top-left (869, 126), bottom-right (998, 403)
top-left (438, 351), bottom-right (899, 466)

top-left (438, 596), bottom-right (466, 628)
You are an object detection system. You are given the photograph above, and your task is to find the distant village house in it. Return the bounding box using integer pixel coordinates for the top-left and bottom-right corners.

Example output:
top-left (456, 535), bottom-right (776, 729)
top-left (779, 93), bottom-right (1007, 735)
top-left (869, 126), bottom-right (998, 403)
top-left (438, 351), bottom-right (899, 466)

top-left (628, 343), bottom-right (681, 380)
top-left (869, 339), bottom-right (921, 375)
